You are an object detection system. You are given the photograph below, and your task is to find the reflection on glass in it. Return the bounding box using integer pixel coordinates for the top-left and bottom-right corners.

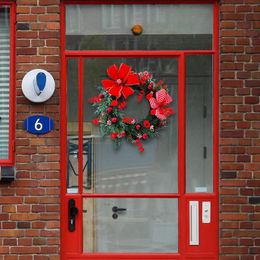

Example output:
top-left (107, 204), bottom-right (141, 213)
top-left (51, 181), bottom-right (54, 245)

top-left (81, 137), bottom-right (94, 193)
top-left (186, 55), bottom-right (213, 193)
top-left (67, 59), bottom-right (79, 193)
top-left (83, 198), bottom-right (178, 252)
top-left (66, 4), bottom-right (213, 50)
top-left (0, 7), bottom-right (10, 159)
top-left (83, 58), bottom-right (178, 193)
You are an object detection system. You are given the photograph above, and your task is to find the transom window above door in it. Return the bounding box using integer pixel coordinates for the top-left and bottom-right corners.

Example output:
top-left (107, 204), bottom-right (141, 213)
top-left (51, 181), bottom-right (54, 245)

top-left (65, 4), bottom-right (213, 50)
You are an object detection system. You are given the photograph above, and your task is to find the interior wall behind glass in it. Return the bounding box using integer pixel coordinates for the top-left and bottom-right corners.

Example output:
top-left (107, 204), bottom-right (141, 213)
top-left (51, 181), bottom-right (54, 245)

top-left (186, 55), bottom-right (213, 193)
top-left (66, 4), bottom-right (213, 50)
top-left (84, 58), bottom-right (178, 194)
top-left (67, 59), bottom-right (79, 192)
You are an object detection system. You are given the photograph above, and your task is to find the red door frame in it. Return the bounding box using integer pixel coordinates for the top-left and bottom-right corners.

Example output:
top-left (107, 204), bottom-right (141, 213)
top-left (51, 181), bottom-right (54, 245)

top-left (60, 1), bottom-right (219, 259)
top-left (0, 1), bottom-right (15, 166)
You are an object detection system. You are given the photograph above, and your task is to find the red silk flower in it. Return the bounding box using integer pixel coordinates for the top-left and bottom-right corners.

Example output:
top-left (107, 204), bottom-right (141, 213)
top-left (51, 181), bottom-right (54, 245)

top-left (102, 64), bottom-right (139, 99)
top-left (148, 89), bottom-right (174, 120)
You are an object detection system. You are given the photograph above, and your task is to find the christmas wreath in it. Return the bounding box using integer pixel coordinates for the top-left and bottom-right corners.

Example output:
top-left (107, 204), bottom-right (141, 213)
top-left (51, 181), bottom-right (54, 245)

top-left (89, 63), bottom-right (174, 153)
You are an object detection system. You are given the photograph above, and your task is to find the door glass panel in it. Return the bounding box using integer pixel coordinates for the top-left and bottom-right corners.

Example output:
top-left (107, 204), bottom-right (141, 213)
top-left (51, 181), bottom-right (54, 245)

top-left (83, 58), bottom-right (178, 193)
top-left (66, 4), bottom-right (213, 50)
top-left (67, 59), bottom-right (79, 193)
top-left (186, 55), bottom-right (213, 193)
top-left (83, 198), bottom-right (178, 252)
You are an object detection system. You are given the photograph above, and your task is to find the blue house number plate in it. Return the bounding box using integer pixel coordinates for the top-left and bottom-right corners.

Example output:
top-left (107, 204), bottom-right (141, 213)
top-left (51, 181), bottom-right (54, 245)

top-left (24, 115), bottom-right (54, 135)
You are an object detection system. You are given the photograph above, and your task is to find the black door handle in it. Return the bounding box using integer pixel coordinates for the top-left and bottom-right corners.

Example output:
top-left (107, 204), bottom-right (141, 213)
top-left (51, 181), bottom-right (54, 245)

top-left (68, 199), bottom-right (78, 232)
top-left (112, 206), bottom-right (127, 213)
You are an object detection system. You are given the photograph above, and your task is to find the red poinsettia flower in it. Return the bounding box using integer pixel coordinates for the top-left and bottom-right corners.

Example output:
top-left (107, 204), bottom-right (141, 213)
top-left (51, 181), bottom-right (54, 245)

top-left (118, 101), bottom-right (127, 110)
top-left (102, 63), bottom-right (139, 99)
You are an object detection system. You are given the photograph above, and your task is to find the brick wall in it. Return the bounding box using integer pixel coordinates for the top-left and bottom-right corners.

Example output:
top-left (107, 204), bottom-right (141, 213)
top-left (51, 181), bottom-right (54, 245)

top-left (0, 0), bottom-right (60, 258)
top-left (220, 0), bottom-right (260, 259)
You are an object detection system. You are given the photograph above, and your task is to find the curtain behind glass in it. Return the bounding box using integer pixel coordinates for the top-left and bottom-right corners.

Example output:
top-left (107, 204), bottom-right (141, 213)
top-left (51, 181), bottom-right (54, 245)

top-left (0, 7), bottom-right (10, 159)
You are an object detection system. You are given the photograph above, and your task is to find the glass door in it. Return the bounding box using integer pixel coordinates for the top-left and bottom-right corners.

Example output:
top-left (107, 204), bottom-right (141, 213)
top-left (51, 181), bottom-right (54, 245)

top-left (61, 2), bottom-right (218, 259)
top-left (66, 57), bottom-right (180, 253)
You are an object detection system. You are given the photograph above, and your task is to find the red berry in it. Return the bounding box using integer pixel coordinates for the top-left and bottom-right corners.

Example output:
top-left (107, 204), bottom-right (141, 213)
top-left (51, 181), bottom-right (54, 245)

top-left (138, 147), bottom-right (145, 153)
top-left (110, 132), bottom-right (118, 139)
top-left (107, 107), bottom-right (113, 113)
top-left (111, 100), bottom-right (118, 107)
top-left (142, 133), bottom-right (148, 139)
top-left (112, 117), bottom-right (118, 123)
top-left (150, 109), bottom-right (156, 115)
top-left (135, 124), bottom-right (141, 130)
top-left (120, 131), bottom-right (126, 137)
top-left (92, 118), bottom-right (99, 125)
top-left (98, 93), bottom-right (104, 99)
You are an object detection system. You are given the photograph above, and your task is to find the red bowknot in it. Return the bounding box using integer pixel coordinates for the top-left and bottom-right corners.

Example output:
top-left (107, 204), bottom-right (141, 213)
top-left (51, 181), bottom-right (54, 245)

top-left (102, 63), bottom-right (139, 99)
top-left (148, 89), bottom-right (174, 120)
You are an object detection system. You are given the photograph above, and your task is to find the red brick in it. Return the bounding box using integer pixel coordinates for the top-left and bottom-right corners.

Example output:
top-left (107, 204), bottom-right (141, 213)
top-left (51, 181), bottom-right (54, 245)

top-left (221, 247), bottom-right (249, 254)
top-left (16, 6), bottom-right (30, 13)
top-left (31, 7), bottom-right (46, 14)
top-left (222, 80), bottom-right (244, 88)
top-left (17, 48), bottom-right (37, 55)
top-left (245, 63), bottom-right (259, 71)
top-left (10, 247), bottom-right (40, 254)
top-left (220, 214), bottom-right (248, 221)
top-left (46, 22), bottom-right (60, 30)
top-left (17, 0), bottom-right (37, 5)
top-left (222, 46), bottom-right (244, 53)
top-left (220, 179), bottom-right (247, 187)
top-left (39, 0), bottom-right (59, 5)
top-left (245, 113), bottom-right (260, 121)
top-left (221, 21), bottom-right (236, 29)
top-left (17, 14), bottom-right (38, 22)
top-left (237, 71), bottom-right (251, 79)
top-left (18, 238), bottom-right (32, 246)
top-left (222, 30), bottom-right (246, 38)
top-left (0, 230), bottom-right (24, 237)
top-left (237, 155), bottom-right (251, 162)
top-left (237, 122), bottom-right (251, 129)
top-left (39, 47), bottom-right (60, 55)
top-left (16, 40), bottom-right (30, 47)
top-left (237, 5), bottom-right (252, 12)
top-left (39, 31), bottom-right (60, 39)
top-left (245, 130), bottom-right (259, 138)
top-left (221, 96), bottom-right (243, 104)
top-left (39, 14), bottom-right (59, 22)
top-left (222, 130), bottom-right (244, 138)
